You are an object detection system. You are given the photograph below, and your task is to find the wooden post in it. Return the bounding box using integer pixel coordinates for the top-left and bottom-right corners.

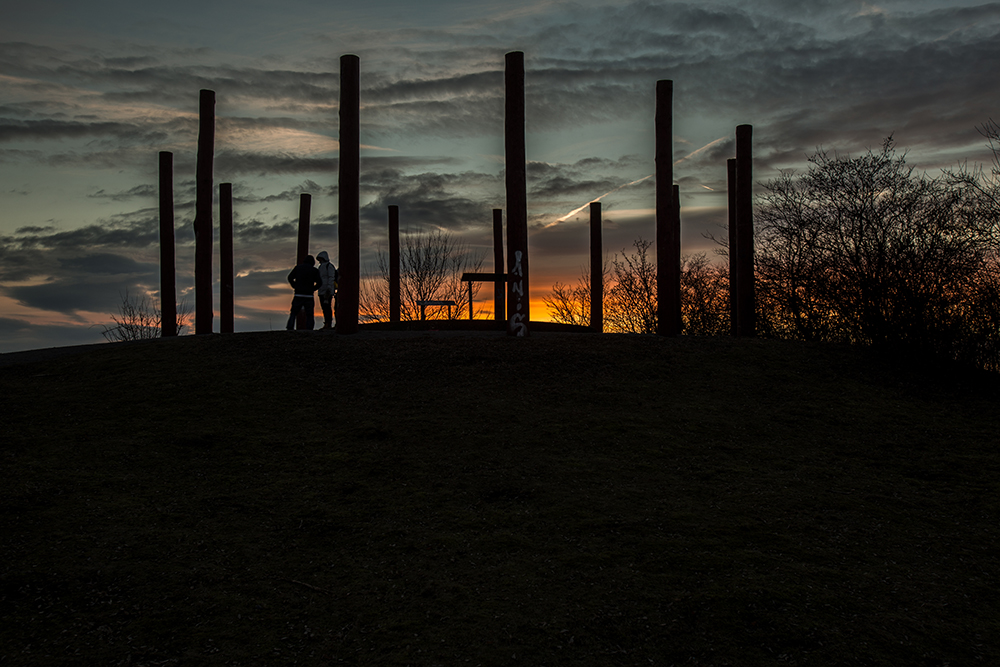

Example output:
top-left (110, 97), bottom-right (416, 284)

top-left (727, 158), bottom-right (738, 337)
top-left (389, 205), bottom-right (400, 324)
top-left (505, 51), bottom-right (529, 337)
top-left (493, 209), bottom-right (505, 328)
top-left (736, 124), bottom-right (755, 337)
top-left (220, 182), bottom-right (234, 334)
top-left (468, 281), bottom-right (474, 321)
top-left (590, 201), bottom-right (603, 333)
top-left (158, 151), bottom-right (177, 337)
top-left (297, 193), bottom-right (311, 263)
top-left (673, 184), bottom-right (682, 334)
top-left (194, 89), bottom-right (215, 335)
top-left (656, 80), bottom-right (679, 336)
top-left (295, 193), bottom-right (312, 330)
top-left (337, 54), bottom-right (360, 335)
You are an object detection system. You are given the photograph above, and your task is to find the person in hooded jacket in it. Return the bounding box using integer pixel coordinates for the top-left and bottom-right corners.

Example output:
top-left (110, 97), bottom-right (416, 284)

top-left (316, 250), bottom-right (339, 330)
top-left (285, 255), bottom-right (323, 330)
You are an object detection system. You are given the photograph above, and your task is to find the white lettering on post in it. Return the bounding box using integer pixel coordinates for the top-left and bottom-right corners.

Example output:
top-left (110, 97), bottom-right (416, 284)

top-left (509, 250), bottom-right (526, 335)
top-left (509, 312), bottom-right (527, 336)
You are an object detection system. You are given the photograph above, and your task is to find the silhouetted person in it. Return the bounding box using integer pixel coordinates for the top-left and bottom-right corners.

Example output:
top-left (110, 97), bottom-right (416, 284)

top-left (286, 255), bottom-right (322, 330)
top-left (316, 250), bottom-right (339, 330)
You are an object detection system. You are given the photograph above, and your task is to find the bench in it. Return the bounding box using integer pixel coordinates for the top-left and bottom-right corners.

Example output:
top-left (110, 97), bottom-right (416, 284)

top-left (416, 299), bottom-right (458, 321)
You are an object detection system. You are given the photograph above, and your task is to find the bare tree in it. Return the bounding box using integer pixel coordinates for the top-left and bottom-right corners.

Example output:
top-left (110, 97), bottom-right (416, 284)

top-left (756, 137), bottom-right (1000, 369)
top-left (542, 263), bottom-right (607, 328)
top-left (359, 230), bottom-right (486, 322)
top-left (545, 240), bottom-right (730, 335)
top-left (101, 289), bottom-right (190, 342)
top-left (604, 238), bottom-right (658, 334)
top-left (681, 253), bottom-right (730, 335)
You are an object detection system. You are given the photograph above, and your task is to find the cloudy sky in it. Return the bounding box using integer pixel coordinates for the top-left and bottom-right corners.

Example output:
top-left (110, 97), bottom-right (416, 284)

top-left (2, 0), bottom-right (999, 352)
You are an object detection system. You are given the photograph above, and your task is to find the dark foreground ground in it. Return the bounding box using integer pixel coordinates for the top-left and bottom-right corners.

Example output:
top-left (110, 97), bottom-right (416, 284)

top-left (1, 331), bottom-right (998, 666)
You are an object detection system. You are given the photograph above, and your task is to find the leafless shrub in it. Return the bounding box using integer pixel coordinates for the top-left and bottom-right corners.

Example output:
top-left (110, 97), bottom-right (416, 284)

top-left (101, 289), bottom-right (190, 342)
top-left (604, 238), bottom-right (658, 334)
top-left (546, 239), bottom-right (730, 335)
top-left (542, 263), bottom-right (607, 328)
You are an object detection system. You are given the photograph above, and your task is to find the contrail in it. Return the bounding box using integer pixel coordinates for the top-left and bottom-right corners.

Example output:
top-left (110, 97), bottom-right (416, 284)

top-left (672, 136), bottom-right (728, 166)
top-left (549, 136), bottom-right (728, 226)
top-left (550, 174), bottom-right (652, 225)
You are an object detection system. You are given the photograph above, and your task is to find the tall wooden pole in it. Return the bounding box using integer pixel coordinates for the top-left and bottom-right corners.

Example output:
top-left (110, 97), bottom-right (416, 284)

top-left (505, 51), bottom-right (529, 337)
top-left (727, 158), bottom-right (738, 337)
top-left (673, 184), bottom-right (683, 334)
top-left (337, 54), bottom-right (360, 335)
top-left (656, 80), bottom-right (679, 336)
top-left (735, 124), bottom-right (755, 337)
top-left (220, 182), bottom-right (234, 334)
top-left (493, 208), bottom-right (505, 328)
top-left (590, 201), bottom-right (603, 333)
top-left (297, 193), bottom-right (311, 262)
top-left (389, 205), bottom-right (400, 324)
top-left (295, 193), bottom-right (312, 330)
top-left (194, 89), bottom-right (215, 335)
top-left (158, 151), bottom-right (177, 337)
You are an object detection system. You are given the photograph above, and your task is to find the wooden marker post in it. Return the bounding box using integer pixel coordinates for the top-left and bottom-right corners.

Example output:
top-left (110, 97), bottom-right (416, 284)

top-left (337, 54), bottom-right (360, 334)
top-left (590, 202), bottom-right (603, 333)
top-left (297, 193), bottom-right (311, 264)
top-left (194, 89), bottom-right (215, 335)
top-left (389, 205), bottom-right (400, 324)
top-left (727, 158), bottom-right (738, 336)
top-left (656, 80), bottom-right (679, 336)
top-left (220, 183), bottom-right (234, 334)
top-left (159, 151), bottom-right (177, 337)
top-left (735, 124), bottom-right (755, 337)
top-left (295, 193), bottom-right (312, 330)
top-left (493, 209), bottom-right (505, 328)
top-left (505, 51), bottom-right (529, 337)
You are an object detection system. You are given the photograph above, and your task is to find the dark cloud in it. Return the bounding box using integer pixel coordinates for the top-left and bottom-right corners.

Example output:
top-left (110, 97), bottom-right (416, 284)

top-left (527, 157), bottom-right (645, 201)
top-left (89, 184), bottom-right (158, 201)
top-left (0, 42), bottom-right (338, 107)
top-left (5, 271), bottom-right (158, 316)
top-left (0, 119), bottom-right (168, 144)
top-left (0, 316), bottom-right (33, 334)
top-left (357, 168), bottom-right (503, 237)
top-left (0, 247), bottom-right (49, 283)
top-left (2, 210), bottom-right (160, 251)
top-left (364, 70), bottom-right (503, 105)
top-left (0, 250), bottom-right (159, 318)
top-left (58, 253), bottom-right (154, 276)
top-left (234, 219), bottom-right (299, 244)
top-left (232, 179), bottom-right (333, 204)
top-left (214, 151), bottom-right (337, 176)
top-left (0, 148), bottom-right (45, 163)
top-left (3, 2), bottom-right (999, 156)
top-left (234, 269), bottom-right (290, 300)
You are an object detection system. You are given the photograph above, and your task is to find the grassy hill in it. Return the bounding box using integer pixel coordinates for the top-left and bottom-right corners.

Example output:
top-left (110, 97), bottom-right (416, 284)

top-left (2, 331), bottom-right (998, 666)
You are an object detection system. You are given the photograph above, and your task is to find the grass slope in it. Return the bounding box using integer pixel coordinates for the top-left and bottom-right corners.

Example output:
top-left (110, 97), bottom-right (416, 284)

top-left (2, 332), bottom-right (999, 666)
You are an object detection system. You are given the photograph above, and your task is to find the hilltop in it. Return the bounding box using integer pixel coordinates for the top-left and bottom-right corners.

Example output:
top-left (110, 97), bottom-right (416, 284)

top-left (2, 331), bottom-right (998, 665)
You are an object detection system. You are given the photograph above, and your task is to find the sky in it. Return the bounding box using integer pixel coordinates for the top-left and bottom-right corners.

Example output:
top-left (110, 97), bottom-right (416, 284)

top-left (2, 0), bottom-right (999, 352)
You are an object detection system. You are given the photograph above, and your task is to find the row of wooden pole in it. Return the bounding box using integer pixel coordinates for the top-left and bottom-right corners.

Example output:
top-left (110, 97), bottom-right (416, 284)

top-left (159, 90), bottom-right (232, 337)
top-left (159, 52), bottom-right (754, 338)
top-left (159, 88), bottom-right (319, 335)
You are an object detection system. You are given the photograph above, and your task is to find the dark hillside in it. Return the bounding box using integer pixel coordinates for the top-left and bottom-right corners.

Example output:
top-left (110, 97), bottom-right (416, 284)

top-left (2, 331), bottom-right (998, 665)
